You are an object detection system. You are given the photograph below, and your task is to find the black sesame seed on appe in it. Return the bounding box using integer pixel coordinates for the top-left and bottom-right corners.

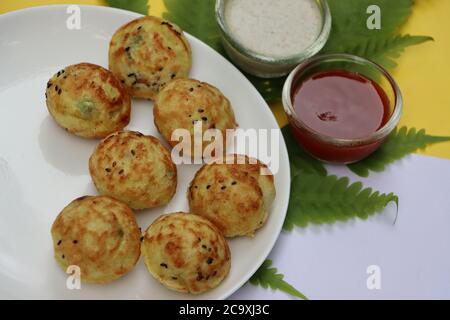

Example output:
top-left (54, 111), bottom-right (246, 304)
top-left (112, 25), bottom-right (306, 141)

top-left (73, 240), bottom-right (78, 244)
top-left (57, 240), bottom-right (62, 246)
top-left (160, 263), bottom-right (168, 269)
top-left (207, 258), bottom-right (213, 264)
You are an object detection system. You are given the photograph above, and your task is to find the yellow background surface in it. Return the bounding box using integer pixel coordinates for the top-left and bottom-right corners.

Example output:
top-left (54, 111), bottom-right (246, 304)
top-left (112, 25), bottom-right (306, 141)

top-left (1, 0), bottom-right (449, 159)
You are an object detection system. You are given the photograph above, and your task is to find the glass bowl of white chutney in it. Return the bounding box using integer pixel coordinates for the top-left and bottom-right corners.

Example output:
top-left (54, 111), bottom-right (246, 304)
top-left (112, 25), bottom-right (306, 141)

top-left (215, 0), bottom-right (332, 78)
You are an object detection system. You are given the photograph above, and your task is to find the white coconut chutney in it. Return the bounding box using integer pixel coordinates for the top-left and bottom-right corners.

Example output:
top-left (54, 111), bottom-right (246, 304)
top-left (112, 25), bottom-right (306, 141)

top-left (224, 0), bottom-right (323, 58)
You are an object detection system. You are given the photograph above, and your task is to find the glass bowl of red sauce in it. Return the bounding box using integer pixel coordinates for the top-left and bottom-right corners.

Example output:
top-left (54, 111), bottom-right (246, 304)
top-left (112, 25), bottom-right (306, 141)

top-left (282, 54), bottom-right (403, 164)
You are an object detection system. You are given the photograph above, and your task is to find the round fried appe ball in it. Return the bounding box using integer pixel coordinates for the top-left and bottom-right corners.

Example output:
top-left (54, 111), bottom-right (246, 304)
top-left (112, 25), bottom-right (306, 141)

top-left (109, 16), bottom-right (192, 100)
top-left (188, 155), bottom-right (276, 237)
top-left (142, 212), bottom-right (231, 294)
top-left (154, 78), bottom-right (237, 157)
top-left (45, 63), bottom-right (131, 138)
top-left (51, 196), bottom-right (141, 284)
top-left (89, 131), bottom-right (177, 210)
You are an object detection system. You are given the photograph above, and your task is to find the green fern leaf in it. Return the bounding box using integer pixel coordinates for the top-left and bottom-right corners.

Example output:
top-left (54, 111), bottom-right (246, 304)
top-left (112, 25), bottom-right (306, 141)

top-left (106, 0), bottom-right (148, 15)
top-left (338, 34), bottom-right (433, 70)
top-left (323, 0), bottom-right (414, 51)
top-left (250, 260), bottom-right (308, 300)
top-left (283, 172), bottom-right (398, 230)
top-left (322, 1), bottom-right (433, 71)
top-left (163, 0), bottom-right (223, 53)
top-left (245, 74), bottom-right (286, 103)
top-left (348, 127), bottom-right (450, 177)
top-left (282, 126), bottom-right (327, 177)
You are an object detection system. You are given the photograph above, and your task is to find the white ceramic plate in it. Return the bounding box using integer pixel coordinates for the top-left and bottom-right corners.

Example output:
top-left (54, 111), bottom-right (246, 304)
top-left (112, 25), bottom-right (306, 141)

top-left (0, 5), bottom-right (290, 299)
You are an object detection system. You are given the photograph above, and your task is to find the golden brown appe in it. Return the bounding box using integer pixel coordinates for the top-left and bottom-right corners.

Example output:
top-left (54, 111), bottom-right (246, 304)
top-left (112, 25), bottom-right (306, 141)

top-left (109, 16), bottom-right (192, 100)
top-left (89, 131), bottom-right (177, 210)
top-left (154, 78), bottom-right (237, 157)
top-left (141, 212), bottom-right (231, 294)
top-left (51, 196), bottom-right (141, 284)
top-left (45, 63), bottom-right (131, 139)
top-left (188, 155), bottom-right (276, 238)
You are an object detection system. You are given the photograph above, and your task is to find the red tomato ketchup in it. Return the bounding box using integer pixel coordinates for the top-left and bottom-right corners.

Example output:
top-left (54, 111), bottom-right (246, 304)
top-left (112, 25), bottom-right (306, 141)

top-left (287, 69), bottom-right (395, 163)
top-left (283, 54), bottom-right (402, 164)
top-left (294, 71), bottom-right (390, 140)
